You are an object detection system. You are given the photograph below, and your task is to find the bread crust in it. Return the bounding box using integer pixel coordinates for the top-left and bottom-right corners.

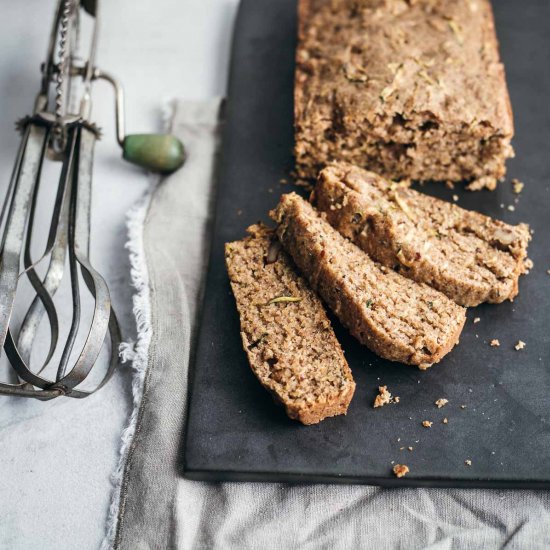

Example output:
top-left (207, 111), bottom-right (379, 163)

top-left (225, 224), bottom-right (355, 425)
top-left (295, 0), bottom-right (514, 189)
top-left (272, 194), bottom-right (465, 366)
top-left (314, 163), bottom-right (531, 306)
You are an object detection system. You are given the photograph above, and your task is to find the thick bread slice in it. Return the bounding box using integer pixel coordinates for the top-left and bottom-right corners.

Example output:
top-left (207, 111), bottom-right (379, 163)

top-left (314, 163), bottom-right (531, 306)
top-left (225, 224), bottom-right (355, 425)
top-left (271, 194), bottom-right (465, 366)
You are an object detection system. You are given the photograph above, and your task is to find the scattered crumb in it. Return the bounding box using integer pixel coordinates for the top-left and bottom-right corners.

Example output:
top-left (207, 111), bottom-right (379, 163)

top-left (268, 188), bottom-right (274, 194)
top-left (515, 340), bottom-right (526, 351)
top-left (490, 339), bottom-right (500, 347)
top-left (547, 269), bottom-right (550, 275)
top-left (236, 209), bottom-right (243, 216)
top-left (374, 386), bottom-right (391, 408)
top-left (473, 317), bottom-right (480, 324)
top-left (408, 446), bottom-right (413, 451)
top-left (418, 363), bottom-right (432, 371)
top-left (524, 258), bottom-right (534, 274)
top-left (393, 464), bottom-right (410, 478)
top-left (460, 405), bottom-right (466, 409)
top-left (467, 176), bottom-right (496, 191)
top-left (512, 179), bottom-right (524, 194)
top-left (435, 398), bottom-right (449, 408)
top-left (507, 205), bottom-right (515, 212)
top-left (452, 194), bottom-right (459, 202)
top-left (443, 417), bottom-right (449, 424)
top-left (399, 446), bottom-right (405, 451)
top-left (445, 181), bottom-right (455, 189)
top-left (465, 459), bottom-right (472, 466)
top-left (373, 385), bottom-right (400, 408)
top-left (422, 420), bottom-right (433, 428)
top-left (279, 178), bottom-right (288, 185)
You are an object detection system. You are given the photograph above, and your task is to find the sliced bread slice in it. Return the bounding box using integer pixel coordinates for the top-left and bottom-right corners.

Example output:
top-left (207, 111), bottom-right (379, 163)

top-left (314, 163), bottom-right (531, 306)
top-left (225, 224), bottom-right (355, 425)
top-left (271, 194), bottom-right (465, 366)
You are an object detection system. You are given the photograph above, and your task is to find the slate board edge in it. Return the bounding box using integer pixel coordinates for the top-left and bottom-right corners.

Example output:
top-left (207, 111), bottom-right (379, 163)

top-left (182, 0), bottom-right (550, 488)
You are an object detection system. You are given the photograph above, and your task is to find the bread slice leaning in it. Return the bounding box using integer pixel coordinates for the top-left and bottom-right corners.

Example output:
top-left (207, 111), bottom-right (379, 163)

top-left (225, 224), bottom-right (356, 425)
top-left (271, 194), bottom-right (466, 367)
top-left (314, 163), bottom-right (531, 307)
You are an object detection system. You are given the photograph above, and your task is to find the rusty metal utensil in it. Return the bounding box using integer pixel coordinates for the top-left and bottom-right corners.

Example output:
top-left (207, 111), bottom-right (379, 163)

top-left (0, 0), bottom-right (184, 399)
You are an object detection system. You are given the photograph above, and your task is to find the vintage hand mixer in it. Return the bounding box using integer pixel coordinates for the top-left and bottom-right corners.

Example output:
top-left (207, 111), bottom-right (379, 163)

top-left (0, 0), bottom-right (184, 399)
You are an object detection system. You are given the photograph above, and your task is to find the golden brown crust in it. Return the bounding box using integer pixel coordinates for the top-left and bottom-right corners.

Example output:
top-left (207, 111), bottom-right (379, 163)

top-left (225, 224), bottom-right (355, 425)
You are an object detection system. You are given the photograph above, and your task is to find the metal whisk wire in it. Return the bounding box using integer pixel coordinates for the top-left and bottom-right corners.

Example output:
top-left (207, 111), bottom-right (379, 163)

top-left (0, 0), bottom-right (120, 399)
top-left (0, 0), bottom-right (184, 399)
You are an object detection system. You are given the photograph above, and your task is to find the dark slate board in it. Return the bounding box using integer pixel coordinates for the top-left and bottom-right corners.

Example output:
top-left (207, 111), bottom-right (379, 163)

top-left (183, 0), bottom-right (550, 487)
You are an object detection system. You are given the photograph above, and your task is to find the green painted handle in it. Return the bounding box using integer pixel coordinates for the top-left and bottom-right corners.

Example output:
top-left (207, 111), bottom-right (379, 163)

top-left (123, 134), bottom-right (185, 174)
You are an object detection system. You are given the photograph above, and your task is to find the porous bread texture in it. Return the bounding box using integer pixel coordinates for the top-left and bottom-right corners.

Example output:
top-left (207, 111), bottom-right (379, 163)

top-left (225, 224), bottom-right (355, 425)
top-left (295, 0), bottom-right (514, 189)
top-left (314, 163), bottom-right (531, 306)
top-left (271, 193), bottom-right (465, 366)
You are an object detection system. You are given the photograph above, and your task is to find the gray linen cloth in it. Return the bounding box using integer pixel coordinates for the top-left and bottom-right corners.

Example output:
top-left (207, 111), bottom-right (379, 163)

top-left (111, 99), bottom-right (550, 550)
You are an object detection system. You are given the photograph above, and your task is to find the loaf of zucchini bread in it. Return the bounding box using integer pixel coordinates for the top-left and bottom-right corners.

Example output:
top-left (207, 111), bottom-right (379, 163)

top-left (295, 0), bottom-right (514, 190)
top-left (225, 224), bottom-right (355, 425)
top-left (314, 163), bottom-right (531, 306)
top-left (271, 193), bottom-right (465, 366)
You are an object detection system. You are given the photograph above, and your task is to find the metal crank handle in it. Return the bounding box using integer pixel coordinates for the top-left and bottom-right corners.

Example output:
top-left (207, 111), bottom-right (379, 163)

top-left (93, 69), bottom-right (185, 174)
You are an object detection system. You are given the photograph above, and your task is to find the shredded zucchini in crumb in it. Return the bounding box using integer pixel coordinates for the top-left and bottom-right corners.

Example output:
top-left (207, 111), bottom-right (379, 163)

top-left (265, 296), bottom-right (302, 306)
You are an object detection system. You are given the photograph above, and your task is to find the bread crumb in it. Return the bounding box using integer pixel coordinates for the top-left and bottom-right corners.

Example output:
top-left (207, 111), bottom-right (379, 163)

top-left (515, 340), bottom-right (526, 351)
top-left (524, 258), bottom-right (534, 274)
top-left (393, 464), bottom-right (409, 478)
top-left (373, 385), bottom-right (400, 408)
top-left (443, 417), bottom-right (448, 424)
top-left (422, 420), bottom-right (433, 428)
top-left (408, 446), bottom-right (413, 451)
top-left (507, 205), bottom-right (515, 212)
top-left (237, 209), bottom-right (243, 216)
top-left (465, 459), bottom-right (472, 466)
top-left (490, 339), bottom-right (500, 347)
top-left (418, 363), bottom-right (432, 371)
top-left (445, 181), bottom-right (455, 189)
top-left (435, 398), bottom-right (449, 408)
top-left (467, 176), bottom-right (497, 191)
top-left (473, 317), bottom-right (480, 324)
top-left (452, 194), bottom-right (459, 202)
top-left (512, 179), bottom-right (524, 194)
top-left (460, 405), bottom-right (466, 409)
top-left (547, 269), bottom-right (550, 275)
